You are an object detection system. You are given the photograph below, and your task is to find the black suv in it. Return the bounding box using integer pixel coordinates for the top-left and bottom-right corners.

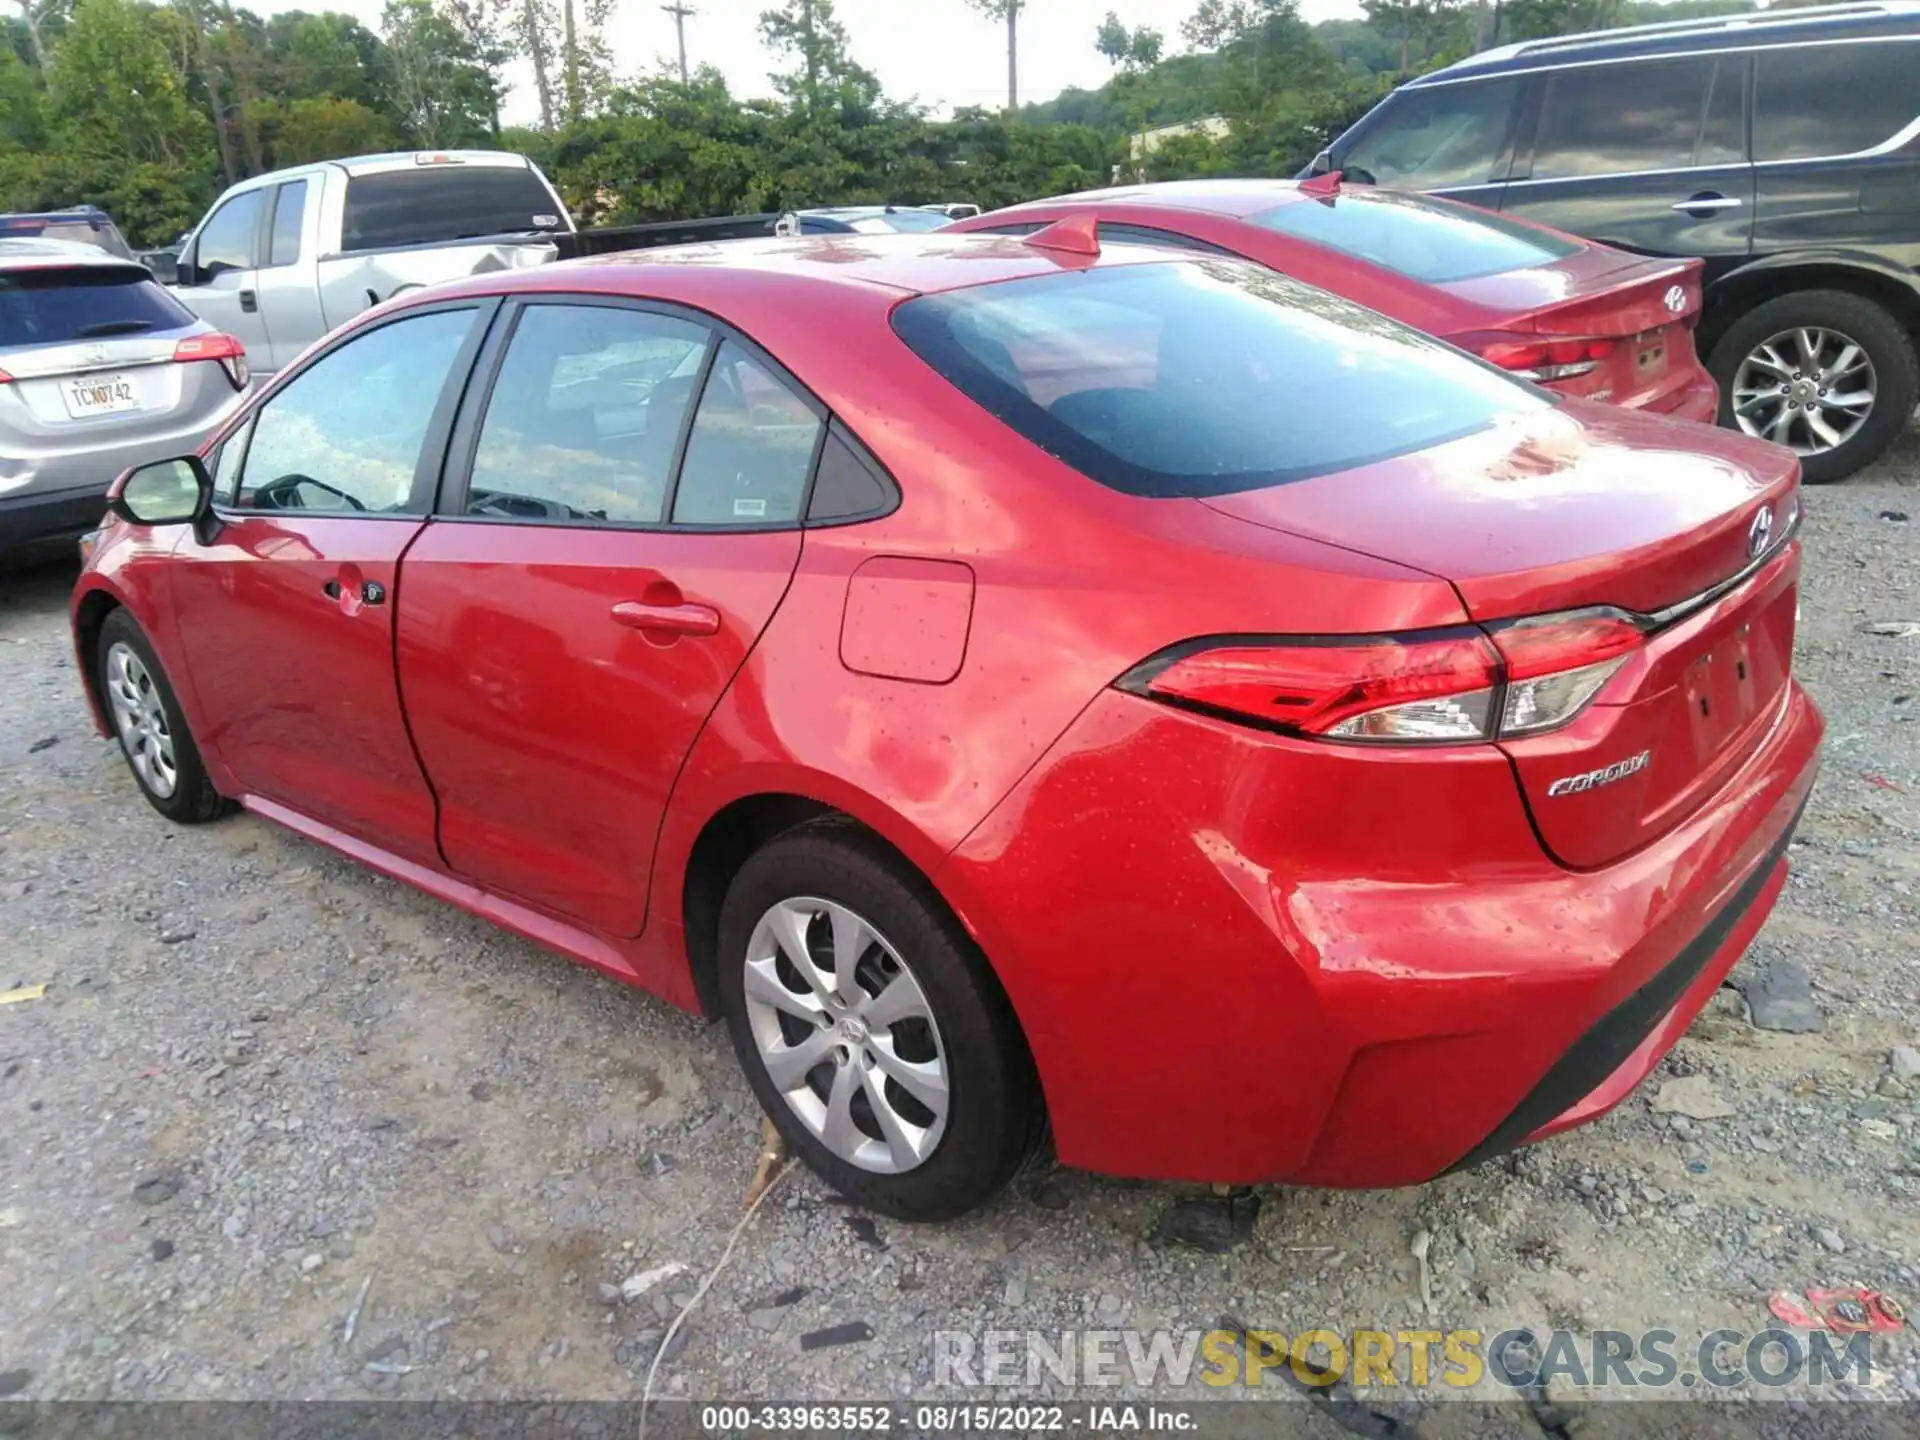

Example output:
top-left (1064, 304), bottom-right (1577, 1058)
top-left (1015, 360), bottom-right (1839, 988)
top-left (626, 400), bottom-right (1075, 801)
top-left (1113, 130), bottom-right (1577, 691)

top-left (1312, 2), bottom-right (1920, 481)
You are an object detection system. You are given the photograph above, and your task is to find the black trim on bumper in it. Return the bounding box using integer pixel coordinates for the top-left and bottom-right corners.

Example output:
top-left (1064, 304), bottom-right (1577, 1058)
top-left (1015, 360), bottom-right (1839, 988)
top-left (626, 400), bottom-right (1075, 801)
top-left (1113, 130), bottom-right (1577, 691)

top-left (0, 485), bottom-right (109, 563)
top-left (1445, 793), bottom-right (1809, 1175)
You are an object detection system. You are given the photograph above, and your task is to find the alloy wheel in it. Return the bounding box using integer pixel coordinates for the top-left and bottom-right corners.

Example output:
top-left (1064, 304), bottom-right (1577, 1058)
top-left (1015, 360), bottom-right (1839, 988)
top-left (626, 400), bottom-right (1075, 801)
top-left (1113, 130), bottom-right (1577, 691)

top-left (1730, 326), bottom-right (1876, 456)
top-left (105, 642), bottom-right (178, 800)
top-left (741, 896), bottom-right (950, 1174)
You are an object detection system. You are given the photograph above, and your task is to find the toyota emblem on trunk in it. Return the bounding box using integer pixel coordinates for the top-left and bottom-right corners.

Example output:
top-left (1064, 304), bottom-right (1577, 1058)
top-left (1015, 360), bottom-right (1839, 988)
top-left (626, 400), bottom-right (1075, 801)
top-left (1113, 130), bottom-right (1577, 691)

top-left (1749, 505), bottom-right (1774, 558)
top-left (1663, 285), bottom-right (1687, 313)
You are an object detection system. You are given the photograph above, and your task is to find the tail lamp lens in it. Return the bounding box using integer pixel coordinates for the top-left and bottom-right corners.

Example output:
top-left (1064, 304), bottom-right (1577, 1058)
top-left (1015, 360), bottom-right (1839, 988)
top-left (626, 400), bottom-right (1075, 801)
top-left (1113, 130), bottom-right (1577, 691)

top-left (1119, 608), bottom-right (1646, 745)
top-left (1476, 336), bottom-right (1615, 383)
top-left (173, 331), bottom-right (249, 390)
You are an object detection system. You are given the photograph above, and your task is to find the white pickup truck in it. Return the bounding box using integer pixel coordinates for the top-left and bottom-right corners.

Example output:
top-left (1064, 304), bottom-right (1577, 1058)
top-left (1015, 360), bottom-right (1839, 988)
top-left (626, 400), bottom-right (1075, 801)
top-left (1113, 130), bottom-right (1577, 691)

top-left (172, 150), bottom-right (574, 383)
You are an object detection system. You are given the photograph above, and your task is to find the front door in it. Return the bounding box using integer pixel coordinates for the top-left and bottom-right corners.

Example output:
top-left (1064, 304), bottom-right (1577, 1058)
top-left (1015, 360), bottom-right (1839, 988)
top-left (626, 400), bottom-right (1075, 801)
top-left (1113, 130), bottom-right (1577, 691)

top-left (168, 303), bottom-right (489, 865)
top-left (173, 186), bottom-right (273, 362)
top-left (1496, 55), bottom-right (1754, 282)
top-left (397, 300), bottom-right (822, 935)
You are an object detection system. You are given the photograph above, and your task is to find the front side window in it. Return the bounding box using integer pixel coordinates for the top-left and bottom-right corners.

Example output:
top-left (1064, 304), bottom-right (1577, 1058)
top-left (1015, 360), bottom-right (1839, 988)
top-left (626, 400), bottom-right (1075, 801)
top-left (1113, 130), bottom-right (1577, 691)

top-left (234, 308), bottom-right (476, 514)
top-left (1756, 42), bottom-right (1920, 161)
top-left (892, 260), bottom-right (1546, 499)
top-left (466, 304), bottom-right (710, 524)
top-left (194, 191), bottom-right (264, 276)
top-left (1530, 58), bottom-right (1715, 180)
top-left (671, 340), bottom-right (823, 526)
top-left (1340, 80), bottom-right (1519, 189)
top-left (1250, 188), bottom-right (1579, 284)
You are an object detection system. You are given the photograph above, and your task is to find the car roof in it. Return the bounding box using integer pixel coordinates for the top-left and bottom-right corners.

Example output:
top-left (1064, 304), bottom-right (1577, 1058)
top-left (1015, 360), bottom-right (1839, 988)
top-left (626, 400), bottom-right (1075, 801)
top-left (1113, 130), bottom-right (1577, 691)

top-left (1412, 0), bottom-right (1920, 85)
top-left (330, 150), bottom-right (538, 176)
top-left (993, 179), bottom-right (1322, 221)
top-left (426, 232), bottom-right (1181, 308)
top-left (0, 237), bottom-right (150, 273)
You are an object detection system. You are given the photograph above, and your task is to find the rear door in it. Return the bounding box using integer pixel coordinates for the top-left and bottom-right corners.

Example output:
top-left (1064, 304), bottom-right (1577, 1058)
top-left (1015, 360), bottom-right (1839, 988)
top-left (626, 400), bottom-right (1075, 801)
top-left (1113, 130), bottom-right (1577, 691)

top-left (1749, 38), bottom-right (1920, 262)
top-left (396, 298), bottom-right (820, 935)
top-left (174, 187), bottom-right (272, 361)
top-left (252, 177), bottom-right (325, 377)
top-left (1497, 54), bottom-right (1754, 281)
top-left (167, 301), bottom-right (491, 865)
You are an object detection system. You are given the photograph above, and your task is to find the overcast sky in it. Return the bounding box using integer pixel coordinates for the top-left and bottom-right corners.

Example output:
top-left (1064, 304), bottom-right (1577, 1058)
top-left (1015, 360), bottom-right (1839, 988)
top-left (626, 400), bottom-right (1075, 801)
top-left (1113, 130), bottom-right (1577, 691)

top-left (261, 0), bottom-right (1363, 127)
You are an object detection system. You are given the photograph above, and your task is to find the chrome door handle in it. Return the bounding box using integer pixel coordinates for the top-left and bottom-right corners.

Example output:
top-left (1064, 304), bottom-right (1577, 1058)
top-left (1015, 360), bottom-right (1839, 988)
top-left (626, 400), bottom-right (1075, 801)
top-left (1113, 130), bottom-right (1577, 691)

top-left (1672, 195), bottom-right (1743, 212)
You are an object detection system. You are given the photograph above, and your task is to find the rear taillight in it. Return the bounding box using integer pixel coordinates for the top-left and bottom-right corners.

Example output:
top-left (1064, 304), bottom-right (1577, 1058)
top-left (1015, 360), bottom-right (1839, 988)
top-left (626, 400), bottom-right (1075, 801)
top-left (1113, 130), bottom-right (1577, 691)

top-left (1475, 336), bottom-right (1616, 383)
top-left (173, 331), bottom-right (249, 390)
top-left (1117, 608), bottom-right (1648, 746)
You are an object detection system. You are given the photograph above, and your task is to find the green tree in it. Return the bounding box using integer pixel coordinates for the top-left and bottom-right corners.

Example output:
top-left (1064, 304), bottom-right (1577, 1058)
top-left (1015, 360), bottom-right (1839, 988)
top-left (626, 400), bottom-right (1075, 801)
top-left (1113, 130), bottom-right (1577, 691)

top-left (965, 0), bottom-right (1025, 110)
top-left (1095, 10), bottom-right (1162, 71)
top-left (757, 0), bottom-right (877, 121)
top-left (381, 0), bottom-right (497, 145)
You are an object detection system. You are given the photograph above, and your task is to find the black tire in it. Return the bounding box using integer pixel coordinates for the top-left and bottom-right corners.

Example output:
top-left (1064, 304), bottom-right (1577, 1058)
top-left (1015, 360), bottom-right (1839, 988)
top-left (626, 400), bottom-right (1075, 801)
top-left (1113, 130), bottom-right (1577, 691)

top-left (716, 822), bottom-right (1043, 1221)
top-left (1709, 288), bottom-right (1918, 484)
top-left (95, 608), bottom-right (232, 824)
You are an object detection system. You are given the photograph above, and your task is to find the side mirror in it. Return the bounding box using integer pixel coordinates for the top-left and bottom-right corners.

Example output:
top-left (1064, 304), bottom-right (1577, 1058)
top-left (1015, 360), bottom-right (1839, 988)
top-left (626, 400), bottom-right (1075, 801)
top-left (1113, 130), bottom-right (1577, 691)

top-left (174, 256), bottom-right (199, 287)
top-left (110, 457), bottom-right (212, 532)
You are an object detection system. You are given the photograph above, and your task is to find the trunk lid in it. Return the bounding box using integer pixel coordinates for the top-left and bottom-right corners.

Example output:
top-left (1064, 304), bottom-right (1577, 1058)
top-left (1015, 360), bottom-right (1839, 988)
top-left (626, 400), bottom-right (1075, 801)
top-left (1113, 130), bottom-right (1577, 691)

top-left (1203, 402), bottom-right (1801, 867)
top-left (1448, 255), bottom-right (1705, 407)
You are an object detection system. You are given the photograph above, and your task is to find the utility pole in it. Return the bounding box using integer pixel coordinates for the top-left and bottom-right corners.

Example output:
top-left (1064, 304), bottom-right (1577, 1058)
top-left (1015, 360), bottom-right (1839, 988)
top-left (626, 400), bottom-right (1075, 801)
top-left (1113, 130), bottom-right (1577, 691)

top-left (662, 1), bottom-right (694, 84)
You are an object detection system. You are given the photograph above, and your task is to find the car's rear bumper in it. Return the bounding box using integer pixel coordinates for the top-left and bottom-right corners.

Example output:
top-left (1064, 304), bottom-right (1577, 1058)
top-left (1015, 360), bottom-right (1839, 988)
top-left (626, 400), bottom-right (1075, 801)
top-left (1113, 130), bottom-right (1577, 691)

top-left (0, 482), bottom-right (115, 563)
top-left (1626, 363), bottom-right (1718, 424)
top-left (941, 676), bottom-right (1822, 1187)
top-left (0, 392), bottom-right (242, 561)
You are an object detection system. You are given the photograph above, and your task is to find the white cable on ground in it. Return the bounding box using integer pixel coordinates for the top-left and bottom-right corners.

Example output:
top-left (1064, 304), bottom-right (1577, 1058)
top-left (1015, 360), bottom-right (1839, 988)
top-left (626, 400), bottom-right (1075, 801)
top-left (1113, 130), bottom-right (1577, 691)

top-left (638, 1157), bottom-right (796, 1440)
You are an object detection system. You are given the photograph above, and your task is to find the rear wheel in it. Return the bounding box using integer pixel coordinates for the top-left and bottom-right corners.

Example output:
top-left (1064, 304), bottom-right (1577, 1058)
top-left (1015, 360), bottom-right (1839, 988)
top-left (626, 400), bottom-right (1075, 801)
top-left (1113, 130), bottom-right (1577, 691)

top-left (1710, 289), bottom-right (1918, 483)
top-left (96, 609), bottom-right (231, 824)
top-left (716, 823), bottom-right (1042, 1220)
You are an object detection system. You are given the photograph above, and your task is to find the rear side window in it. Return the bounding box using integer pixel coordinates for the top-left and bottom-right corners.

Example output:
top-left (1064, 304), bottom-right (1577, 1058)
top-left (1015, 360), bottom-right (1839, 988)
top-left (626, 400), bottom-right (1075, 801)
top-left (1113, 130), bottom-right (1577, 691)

top-left (269, 181), bottom-right (307, 267)
top-left (0, 267), bottom-right (195, 347)
top-left (343, 166), bottom-right (562, 252)
top-left (1755, 42), bottom-right (1920, 161)
top-left (892, 261), bottom-right (1546, 499)
top-left (671, 340), bottom-right (823, 526)
top-left (1530, 58), bottom-right (1714, 180)
top-left (1340, 80), bottom-right (1519, 189)
top-left (1250, 189), bottom-right (1578, 284)
top-left (466, 303), bottom-right (710, 525)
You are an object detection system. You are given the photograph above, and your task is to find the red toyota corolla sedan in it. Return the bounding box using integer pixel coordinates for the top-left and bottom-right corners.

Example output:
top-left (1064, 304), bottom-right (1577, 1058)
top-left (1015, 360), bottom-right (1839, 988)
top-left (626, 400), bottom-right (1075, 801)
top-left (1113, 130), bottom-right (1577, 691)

top-left (948, 179), bottom-right (1720, 422)
top-left (72, 230), bottom-right (1818, 1219)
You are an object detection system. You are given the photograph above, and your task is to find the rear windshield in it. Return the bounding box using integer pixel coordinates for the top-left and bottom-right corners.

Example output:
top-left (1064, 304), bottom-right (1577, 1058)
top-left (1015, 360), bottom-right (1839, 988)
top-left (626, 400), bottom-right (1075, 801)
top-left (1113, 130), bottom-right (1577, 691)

top-left (0, 266), bottom-right (195, 348)
top-left (1249, 189), bottom-right (1580, 285)
top-left (891, 260), bottom-right (1545, 498)
top-left (342, 165), bottom-right (563, 252)
top-left (0, 216), bottom-right (133, 258)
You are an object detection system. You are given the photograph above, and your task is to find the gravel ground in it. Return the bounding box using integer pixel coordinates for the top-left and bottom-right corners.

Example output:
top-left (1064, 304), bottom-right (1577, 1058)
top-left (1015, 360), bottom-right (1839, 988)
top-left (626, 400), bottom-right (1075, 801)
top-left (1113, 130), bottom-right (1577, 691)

top-left (1, 421), bottom-right (1916, 1430)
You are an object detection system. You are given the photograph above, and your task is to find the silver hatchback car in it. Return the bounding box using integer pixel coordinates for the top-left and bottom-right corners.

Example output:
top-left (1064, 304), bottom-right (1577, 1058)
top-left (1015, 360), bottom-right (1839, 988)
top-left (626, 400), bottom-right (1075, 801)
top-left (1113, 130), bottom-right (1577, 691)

top-left (1, 239), bottom-right (249, 564)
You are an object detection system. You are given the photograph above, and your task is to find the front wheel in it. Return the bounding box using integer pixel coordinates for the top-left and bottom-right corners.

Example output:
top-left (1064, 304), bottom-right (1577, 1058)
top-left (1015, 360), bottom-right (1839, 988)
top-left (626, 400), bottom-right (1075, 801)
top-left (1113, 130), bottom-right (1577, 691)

top-left (96, 609), bottom-right (232, 824)
top-left (1710, 289), bottom-right (1918, 483)
top-left (716, 823), bottom-right (1043, 1220)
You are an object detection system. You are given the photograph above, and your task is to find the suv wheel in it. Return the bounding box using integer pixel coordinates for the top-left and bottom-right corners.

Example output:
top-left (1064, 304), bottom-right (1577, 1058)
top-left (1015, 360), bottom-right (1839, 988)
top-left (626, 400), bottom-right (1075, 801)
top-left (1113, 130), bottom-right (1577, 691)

top-left (716, 823), bottom-right (1043, 1220)
top-left (1710, 289), bottom-right (1918, 483)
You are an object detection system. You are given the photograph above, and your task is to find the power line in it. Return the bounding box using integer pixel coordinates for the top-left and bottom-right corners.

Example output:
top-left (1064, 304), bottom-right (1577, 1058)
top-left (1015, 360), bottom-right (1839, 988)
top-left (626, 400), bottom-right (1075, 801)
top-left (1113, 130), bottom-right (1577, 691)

top-left (661, 1), bottom-right (695, 85)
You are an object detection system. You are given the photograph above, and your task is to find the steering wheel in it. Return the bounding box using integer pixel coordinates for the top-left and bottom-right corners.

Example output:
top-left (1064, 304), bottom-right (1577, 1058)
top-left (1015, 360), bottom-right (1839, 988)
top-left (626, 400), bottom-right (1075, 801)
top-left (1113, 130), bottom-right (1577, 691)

top-left (252, 473), bottom-right (366, 512)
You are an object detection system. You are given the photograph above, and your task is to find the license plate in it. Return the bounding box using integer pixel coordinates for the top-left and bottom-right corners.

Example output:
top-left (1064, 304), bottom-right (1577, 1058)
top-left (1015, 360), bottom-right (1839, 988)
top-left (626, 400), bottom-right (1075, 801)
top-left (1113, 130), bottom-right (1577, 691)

top-left (62, 372), bottom-right (140, 418)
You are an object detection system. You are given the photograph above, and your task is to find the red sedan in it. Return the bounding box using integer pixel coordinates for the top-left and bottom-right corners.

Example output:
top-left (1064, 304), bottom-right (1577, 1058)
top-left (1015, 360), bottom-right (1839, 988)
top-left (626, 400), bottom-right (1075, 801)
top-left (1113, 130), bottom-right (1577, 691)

top-left (73, 231), bottom-right (1818, 1219)
top-left (949, 178), bottom-right (1721, 422)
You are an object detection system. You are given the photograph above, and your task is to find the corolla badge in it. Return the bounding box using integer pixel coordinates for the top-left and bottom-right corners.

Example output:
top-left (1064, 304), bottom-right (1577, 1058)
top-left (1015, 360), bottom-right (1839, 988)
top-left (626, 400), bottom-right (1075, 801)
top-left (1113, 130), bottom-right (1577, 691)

top-left (1663, 285), bottom-right (1687, 313)
top-left (1547, 750), bottom-right (1651, 798)
top-left (1749, 505), bottom-right (1774, 559)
